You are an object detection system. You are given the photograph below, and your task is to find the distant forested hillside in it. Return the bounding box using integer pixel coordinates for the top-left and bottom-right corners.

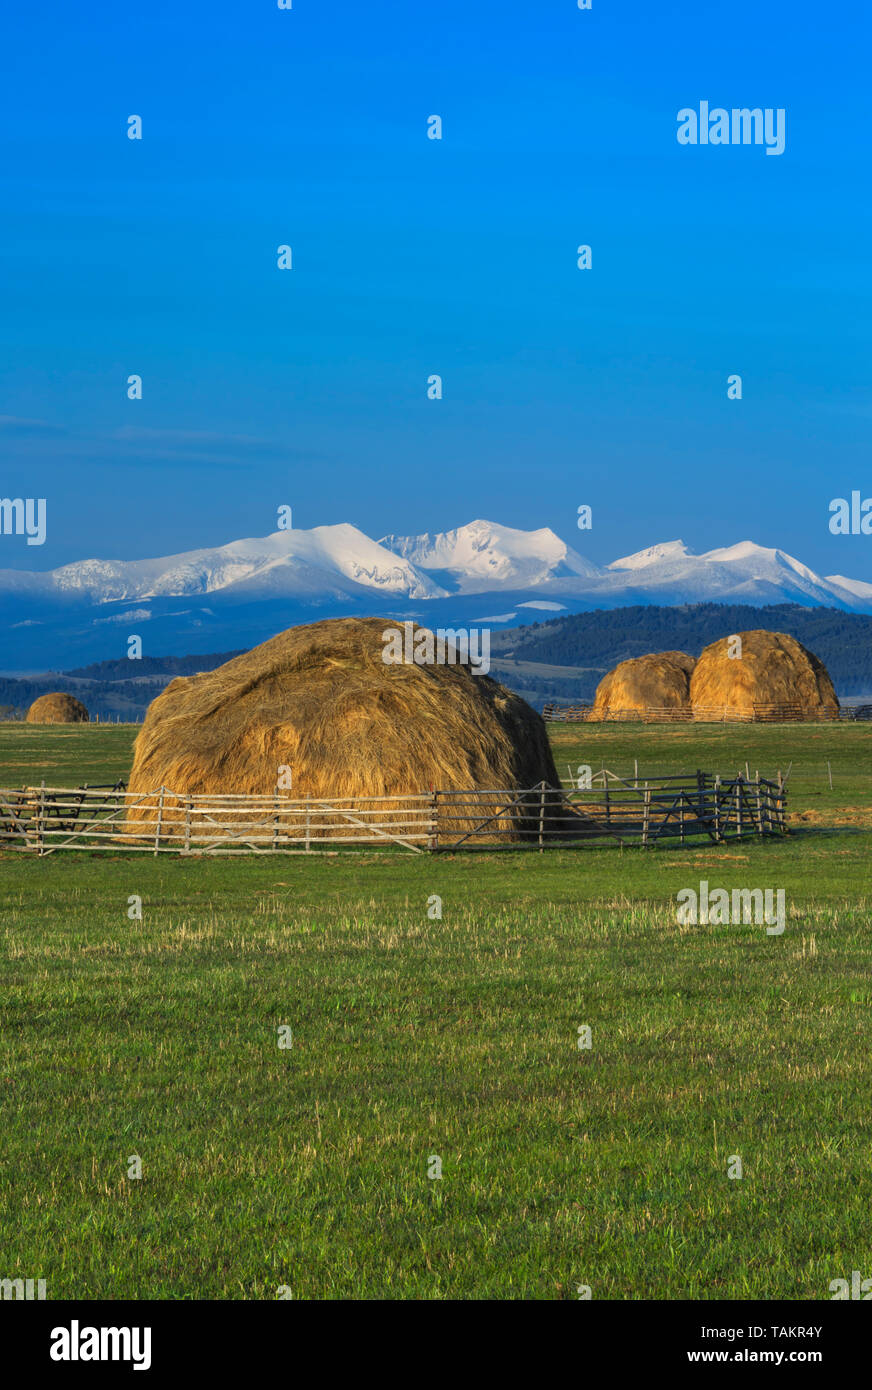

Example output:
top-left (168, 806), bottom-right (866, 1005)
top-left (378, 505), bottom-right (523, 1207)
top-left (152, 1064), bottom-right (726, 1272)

top-left (66, 651), bottom-right (243, 680)
top-left (0, 651), bottom-right (242, 721)
top-left (1, 608), bottom-right (869, 721)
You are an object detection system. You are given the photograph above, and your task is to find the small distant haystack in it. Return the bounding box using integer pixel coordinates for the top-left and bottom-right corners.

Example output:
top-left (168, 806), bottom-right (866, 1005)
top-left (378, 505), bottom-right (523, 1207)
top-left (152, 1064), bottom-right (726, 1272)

top-left (690, 631), bottom-right (839, 721)
top-left (25, 692), bottom-right (89, 724)
top-left (126, 617), bottom-right (568, 841)
top-left (589, 651), bottom-right (695, 721)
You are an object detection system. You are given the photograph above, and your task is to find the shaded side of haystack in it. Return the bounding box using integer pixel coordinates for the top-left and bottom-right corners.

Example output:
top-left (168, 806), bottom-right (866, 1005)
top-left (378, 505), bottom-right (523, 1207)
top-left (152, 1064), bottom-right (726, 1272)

top-left (125, 617), bottom-right (577, 843)
top-left (588, 651), bottom-right (695, 721)
top-left (690, 631), bottom-right (840, 721)
top-left (25, 692), bottom-right (90, 724)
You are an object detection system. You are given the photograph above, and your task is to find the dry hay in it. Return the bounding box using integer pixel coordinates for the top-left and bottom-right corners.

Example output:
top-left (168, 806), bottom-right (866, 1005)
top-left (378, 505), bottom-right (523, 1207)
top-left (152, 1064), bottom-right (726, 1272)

top-left (25, 692), bottom-right (90, 724)
top-left (588, 651), bottom-right (695, 721)
top-left (690, 630), bottom-right (839, 722)
top-left (125, 617), bottom-right (578, 844)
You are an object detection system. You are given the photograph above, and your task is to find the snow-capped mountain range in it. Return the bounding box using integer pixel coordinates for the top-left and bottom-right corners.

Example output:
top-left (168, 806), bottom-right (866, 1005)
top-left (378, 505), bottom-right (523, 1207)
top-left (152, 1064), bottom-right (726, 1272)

top-left (1, 519), bottom-right (869, 609)
top-left (1, 519), bottom-right (870, 667)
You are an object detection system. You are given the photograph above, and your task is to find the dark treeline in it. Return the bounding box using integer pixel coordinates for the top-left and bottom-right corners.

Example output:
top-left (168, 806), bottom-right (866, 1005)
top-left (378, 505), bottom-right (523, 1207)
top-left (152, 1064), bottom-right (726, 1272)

top-left (66, 651), bottom-right (244, 680)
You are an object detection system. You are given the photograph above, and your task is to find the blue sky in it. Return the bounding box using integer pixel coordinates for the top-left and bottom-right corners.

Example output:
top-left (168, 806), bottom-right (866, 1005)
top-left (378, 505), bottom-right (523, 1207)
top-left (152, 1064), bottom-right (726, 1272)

top-left (1, 0), bottom-right (870, 574)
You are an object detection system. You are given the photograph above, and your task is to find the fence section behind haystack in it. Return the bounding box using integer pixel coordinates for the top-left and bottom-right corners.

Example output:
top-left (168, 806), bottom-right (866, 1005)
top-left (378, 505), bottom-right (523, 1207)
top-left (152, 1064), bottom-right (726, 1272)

top-left (543, 702), bottom-right (847, 723)
top-left (0, 771), bottom-right (787, 854)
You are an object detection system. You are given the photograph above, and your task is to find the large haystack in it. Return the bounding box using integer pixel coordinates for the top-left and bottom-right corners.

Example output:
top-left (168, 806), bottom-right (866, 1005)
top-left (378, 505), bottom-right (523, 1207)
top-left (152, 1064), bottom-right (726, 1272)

top-left (126, 617), bottom-right (567, 842)
top-left (589, 651), bottom-right (695, 720)
top-left (25, 692), bottom-right (89, 724)
top-left (690, 631), bottom-right (839, 721)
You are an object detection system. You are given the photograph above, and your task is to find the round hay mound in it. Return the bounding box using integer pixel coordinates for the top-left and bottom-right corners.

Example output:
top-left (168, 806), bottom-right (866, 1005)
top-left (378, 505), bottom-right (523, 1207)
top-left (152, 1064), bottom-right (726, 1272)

top-left (589, 651), bottom-right (695, 721)
top-left (126, 617), bottom-right (566, 842)
top-left (690, 630), bottom-right (839, 721)
top-left (25, 692), bottom-right (90, 724)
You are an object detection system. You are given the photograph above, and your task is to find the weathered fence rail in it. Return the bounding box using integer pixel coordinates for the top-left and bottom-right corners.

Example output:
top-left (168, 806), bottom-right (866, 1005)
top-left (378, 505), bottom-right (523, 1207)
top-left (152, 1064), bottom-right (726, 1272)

top-left (543, 702), bottom-right (847, 723)
top-left (0, 772), bottom-right (786, 854)
top-left (542, 703), bottom-right (596, 721)
top-left (0, 786), bottom-right (437, 856)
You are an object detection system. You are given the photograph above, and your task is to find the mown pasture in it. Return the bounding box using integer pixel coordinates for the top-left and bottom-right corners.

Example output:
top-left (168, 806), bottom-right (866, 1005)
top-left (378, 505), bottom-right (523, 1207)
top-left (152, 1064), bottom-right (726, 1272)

top-left (1, 720), bottom-right (870, 1298)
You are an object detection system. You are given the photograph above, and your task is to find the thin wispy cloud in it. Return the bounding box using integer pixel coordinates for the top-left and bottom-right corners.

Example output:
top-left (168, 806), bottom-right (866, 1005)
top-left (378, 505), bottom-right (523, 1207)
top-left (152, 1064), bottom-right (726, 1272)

top-left (2, 420), bottom-right (323, 468)
top-left (0, 416), bottom-right (69, 437)
top-left (110, 426), bottom-right (271, 450)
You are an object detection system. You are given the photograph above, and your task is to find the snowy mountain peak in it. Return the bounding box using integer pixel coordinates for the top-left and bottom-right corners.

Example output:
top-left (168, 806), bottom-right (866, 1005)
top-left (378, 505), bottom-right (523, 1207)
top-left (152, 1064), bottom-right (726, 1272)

top-left (825, 573), bottom-right (872, 601)
top-left (701, 540), bottom-right (772, 563)
top-left (699, 541), bottom-right (823, 585)
top-left (609, 540), bottom-right (691, 571)
top-left (381, 519), bottom-right (600, 591)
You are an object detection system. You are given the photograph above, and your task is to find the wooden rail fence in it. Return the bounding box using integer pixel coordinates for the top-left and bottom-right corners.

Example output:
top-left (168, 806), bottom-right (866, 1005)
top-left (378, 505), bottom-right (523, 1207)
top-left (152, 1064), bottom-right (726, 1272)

top-left (555, 769), bottom-right (786, 846)
top-left (0, 771), bottom-right (786, 854)
top-left (840, 704), bottom-right (872, 721)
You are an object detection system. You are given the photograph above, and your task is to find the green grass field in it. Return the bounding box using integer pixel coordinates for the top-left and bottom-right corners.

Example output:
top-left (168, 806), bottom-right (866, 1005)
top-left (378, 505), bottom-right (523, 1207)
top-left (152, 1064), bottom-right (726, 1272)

top-left (1, 721), bottom-right (871, 1299)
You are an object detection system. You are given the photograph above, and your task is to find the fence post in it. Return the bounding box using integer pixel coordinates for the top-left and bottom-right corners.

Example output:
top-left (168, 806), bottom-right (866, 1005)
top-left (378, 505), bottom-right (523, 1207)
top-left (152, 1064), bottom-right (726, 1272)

top-left (755, 771), bottom-right (764, 835)
top-left (305, 794), bottom-right (311, 852)
top-left (273, 792), bottom-right (279, 852)
top-left (736, 777), bottom-right (742, 839)
top-left (184, 797), bottom-right (191, 855)
top-left (642, 782), bottom-right (650, 848)
top-left (154, 786), bottom-right (164, 857)
top-left (714, 774), bottom-right (721, 841)
top-left (37, 780), bottom-right (45, 856)
top-left (538, 780), bottom-right (546, 851)
top-left (429, 790), bottom-right (438, 852)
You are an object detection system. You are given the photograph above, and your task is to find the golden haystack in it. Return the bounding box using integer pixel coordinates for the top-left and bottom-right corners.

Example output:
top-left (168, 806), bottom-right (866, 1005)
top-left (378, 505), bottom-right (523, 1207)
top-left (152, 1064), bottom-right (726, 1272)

top-left (588, 651), bottom-right (695, 720)
top-left (126, 617), bottom-right (567, 842)
top-left (690, 630), bottom-right (839, 721)
top-left (25, 692), bottom-right (90, 724)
